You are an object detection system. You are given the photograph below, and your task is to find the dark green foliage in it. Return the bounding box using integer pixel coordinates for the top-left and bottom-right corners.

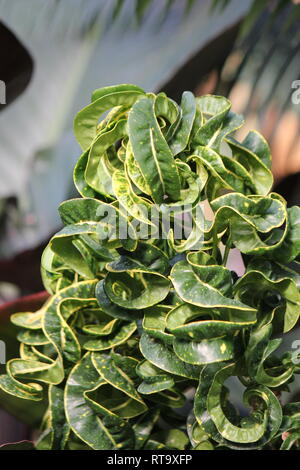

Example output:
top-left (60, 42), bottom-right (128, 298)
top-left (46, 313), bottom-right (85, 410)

top-left (1, 84), bottom-right (300, 450)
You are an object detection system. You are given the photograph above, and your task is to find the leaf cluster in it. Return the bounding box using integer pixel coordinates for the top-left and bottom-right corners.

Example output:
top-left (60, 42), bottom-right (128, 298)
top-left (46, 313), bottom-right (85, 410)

top-left (1, 84), bottom-right (300, 450)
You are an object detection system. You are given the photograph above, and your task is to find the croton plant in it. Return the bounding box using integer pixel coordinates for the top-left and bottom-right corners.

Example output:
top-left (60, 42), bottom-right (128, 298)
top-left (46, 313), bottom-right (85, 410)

top-left (1, 84), bottom-right (300, 450)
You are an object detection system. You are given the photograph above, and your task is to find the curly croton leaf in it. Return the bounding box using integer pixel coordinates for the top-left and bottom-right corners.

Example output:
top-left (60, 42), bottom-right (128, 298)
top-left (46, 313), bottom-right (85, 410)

top-left (1, 84), bottom-right (300, 450)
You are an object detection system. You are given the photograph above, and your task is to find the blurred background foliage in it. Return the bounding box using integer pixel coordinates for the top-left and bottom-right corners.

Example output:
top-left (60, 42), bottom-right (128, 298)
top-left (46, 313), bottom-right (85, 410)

top-left (0, 0), bottom-right (251, 302)
top-left (0, 0), bottom-right (300, 445)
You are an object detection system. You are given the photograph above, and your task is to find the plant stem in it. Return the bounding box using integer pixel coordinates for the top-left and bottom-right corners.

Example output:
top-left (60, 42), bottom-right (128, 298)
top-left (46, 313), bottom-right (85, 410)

top-left (223, 227), bottom-right (231, 267)
top-left (212, 227), bottom-right (218, 260)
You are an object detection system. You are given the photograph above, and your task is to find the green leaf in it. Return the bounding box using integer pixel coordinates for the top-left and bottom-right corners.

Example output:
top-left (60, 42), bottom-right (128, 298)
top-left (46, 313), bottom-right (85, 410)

top-left (194, 440), bottom-right (214, 450)
top-left (104, 271), bottom-right (170, 309)
top-left (85, 120), bottom-right (127, 196)
top-left (92, 352), bottom-right (147, 418)
top-left (194, 362), bottom-right (282, 448)
top-left (270, 206), bottom-right (300, 263)
top-left (57, 198), bottom-right (138, 255)
top-left (245, 322), bottom-right (294, 387)
top-left (106, 242), bottom-right (169, 276)
top-left (143, 304), bottom-right (173, 345)
top-left (227, 130), bottom-right (273, 195)
top-left (43, 280), bottom-right (98, 363)
top-left (65, 353), bottom-right (134, 449)
top-left (95, 279), bottom-right (142, 321)
top-left (36, 385), bottom-right (69, 450)
top-left (193, 95), bottom-right (231, 148)
top-left (173, 335), bottom-right (237, 365)
top-left (125, 143), bottom-right (151, 195)
top-left (11, 310), bottom-right (44, 330)
top-left (170, 260), bottom-right (255, 312)
top-left (74, 84), bottom-right (144, 150)
top-left (128, 97), bottom-right (181, 203)
top-left (83, 321), bottom-right (137, 351)
top-left (191, 146), bottom-right (256, 195)
top-left (133, 408), bottom-right (160, 449)
top-left (140, 332), bottom-right (201, 379)
top-left (235, 270), bottom-right (300, 332)
top-left (136, 360), bottom-right (175, 394)
top-left (8, 356), bottom-right (64, 385)
top-left (170, 91), bottom-right (196, 155)
top-left (166, 303), bottom-right (256, 340)
top-left (0, 371), bottom-right (44, 401)
top-left (280, 432), bottom-right (300, 450)
top-left (112, 169), bottom-right (153, 225)
top-left (209, 192), bottom-right (287, 255)
top-left (150, 429), bottom-right (189, 450)
top-left (17, 329), bottom-right (49, 346)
